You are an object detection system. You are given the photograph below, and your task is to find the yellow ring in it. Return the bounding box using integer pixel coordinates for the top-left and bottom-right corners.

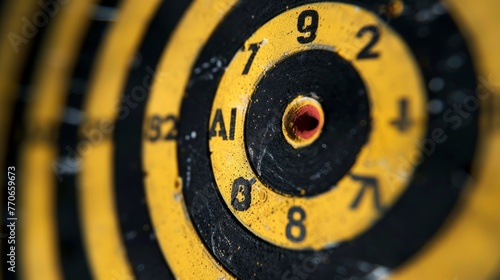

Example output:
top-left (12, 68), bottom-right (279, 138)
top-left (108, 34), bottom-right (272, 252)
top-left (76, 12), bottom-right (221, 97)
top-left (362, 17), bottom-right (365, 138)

top-left (19, 0), bottom-right (95, 278)
top-left (209, 2), bottom-right (427, 249)
top-left (78, 0), bottom-right (161, 279)
top-left (143, 0), bottom-right (237, 278)
top-left (391, 0), bottom-right (500, 278)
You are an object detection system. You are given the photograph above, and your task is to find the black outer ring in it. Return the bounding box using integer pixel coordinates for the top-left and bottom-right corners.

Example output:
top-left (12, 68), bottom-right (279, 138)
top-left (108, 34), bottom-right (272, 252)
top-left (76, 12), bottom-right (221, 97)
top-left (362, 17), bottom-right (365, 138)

top-left (245, 49), bottom-right (371, 197)
top-left (178, 0), bottom-right (479, 279)
top-left (112, 0), bottom-right (191, 279)
top-left (56, 7), bottom-right (121, 278)
top-left (2, 2), bottom-right (59, 280)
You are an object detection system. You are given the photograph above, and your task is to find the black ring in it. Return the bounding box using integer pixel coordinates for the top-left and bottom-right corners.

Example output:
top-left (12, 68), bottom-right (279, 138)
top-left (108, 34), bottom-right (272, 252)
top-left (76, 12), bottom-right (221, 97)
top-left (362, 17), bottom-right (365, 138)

top-left (245, 49), bottom-right (371, 197)
top-left (56, 8), bottom-right (121, 277)
top-left (112, 0), bottom-right (191, 279)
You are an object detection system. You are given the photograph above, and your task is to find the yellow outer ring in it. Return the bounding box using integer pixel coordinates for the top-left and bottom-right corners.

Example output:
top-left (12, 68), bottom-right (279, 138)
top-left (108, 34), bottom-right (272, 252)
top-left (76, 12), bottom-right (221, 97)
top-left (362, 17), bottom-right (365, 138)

top-left (0, 0), bottom-right (40, 187)
top-left (142, 0), bottom-right (237, 278)
top-left (391, 0), bottom-right (500, 278)
top-left (19, 0), bottom-right (96, 279)
top-left (209, 2), bottom-right (426, 249)
top-left (78, 0), bottom-right (160, 279)
top-left (0, 1), bottom-right (41, 274)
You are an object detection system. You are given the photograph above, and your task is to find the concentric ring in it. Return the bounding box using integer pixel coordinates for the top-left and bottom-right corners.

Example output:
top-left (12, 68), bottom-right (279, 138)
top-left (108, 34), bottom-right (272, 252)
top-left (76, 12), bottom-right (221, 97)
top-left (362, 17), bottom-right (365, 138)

top-left (177, 0), bottom-right (479, 278)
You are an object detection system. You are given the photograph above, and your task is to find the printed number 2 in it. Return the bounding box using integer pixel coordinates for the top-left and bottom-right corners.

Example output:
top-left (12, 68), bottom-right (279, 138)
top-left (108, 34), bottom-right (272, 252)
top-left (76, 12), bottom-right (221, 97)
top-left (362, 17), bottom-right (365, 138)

top-left (356, 25), bottom-right (380, 59)
top-left (297, 10), bottom-right (319, 44)
top-left (286, 206), bottom-right (306, 242)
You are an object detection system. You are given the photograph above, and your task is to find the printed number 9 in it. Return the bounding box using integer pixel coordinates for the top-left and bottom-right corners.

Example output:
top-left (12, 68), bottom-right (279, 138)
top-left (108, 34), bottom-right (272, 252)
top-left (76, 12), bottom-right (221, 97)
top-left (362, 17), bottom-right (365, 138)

top-left (297, 10), bottom-right (319, 44)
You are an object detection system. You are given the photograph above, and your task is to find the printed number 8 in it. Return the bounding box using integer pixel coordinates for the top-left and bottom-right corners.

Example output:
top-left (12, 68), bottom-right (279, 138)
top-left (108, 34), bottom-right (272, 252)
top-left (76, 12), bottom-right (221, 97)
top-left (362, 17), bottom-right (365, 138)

top-left (286, 206), bottom-right (306, 242)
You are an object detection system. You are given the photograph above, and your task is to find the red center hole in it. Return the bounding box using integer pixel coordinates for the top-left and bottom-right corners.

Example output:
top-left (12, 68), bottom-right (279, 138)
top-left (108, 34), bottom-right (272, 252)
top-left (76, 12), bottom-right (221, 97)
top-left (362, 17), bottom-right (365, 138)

top-left (292, 105), bottom-right (321, 140)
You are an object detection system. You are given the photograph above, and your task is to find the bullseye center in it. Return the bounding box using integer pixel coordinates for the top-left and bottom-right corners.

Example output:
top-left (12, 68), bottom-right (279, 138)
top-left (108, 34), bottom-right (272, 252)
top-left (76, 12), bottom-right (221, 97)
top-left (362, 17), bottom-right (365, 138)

top-left (282, 96), bottom-right (324, 148)
top-left (292, 105), bottom-right (320, 139)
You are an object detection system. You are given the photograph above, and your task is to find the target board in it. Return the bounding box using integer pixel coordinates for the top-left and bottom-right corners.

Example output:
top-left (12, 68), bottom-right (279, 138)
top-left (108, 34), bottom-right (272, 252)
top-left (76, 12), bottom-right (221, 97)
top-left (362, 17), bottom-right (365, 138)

top-left (1, 0), bottom-right (500, 279)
